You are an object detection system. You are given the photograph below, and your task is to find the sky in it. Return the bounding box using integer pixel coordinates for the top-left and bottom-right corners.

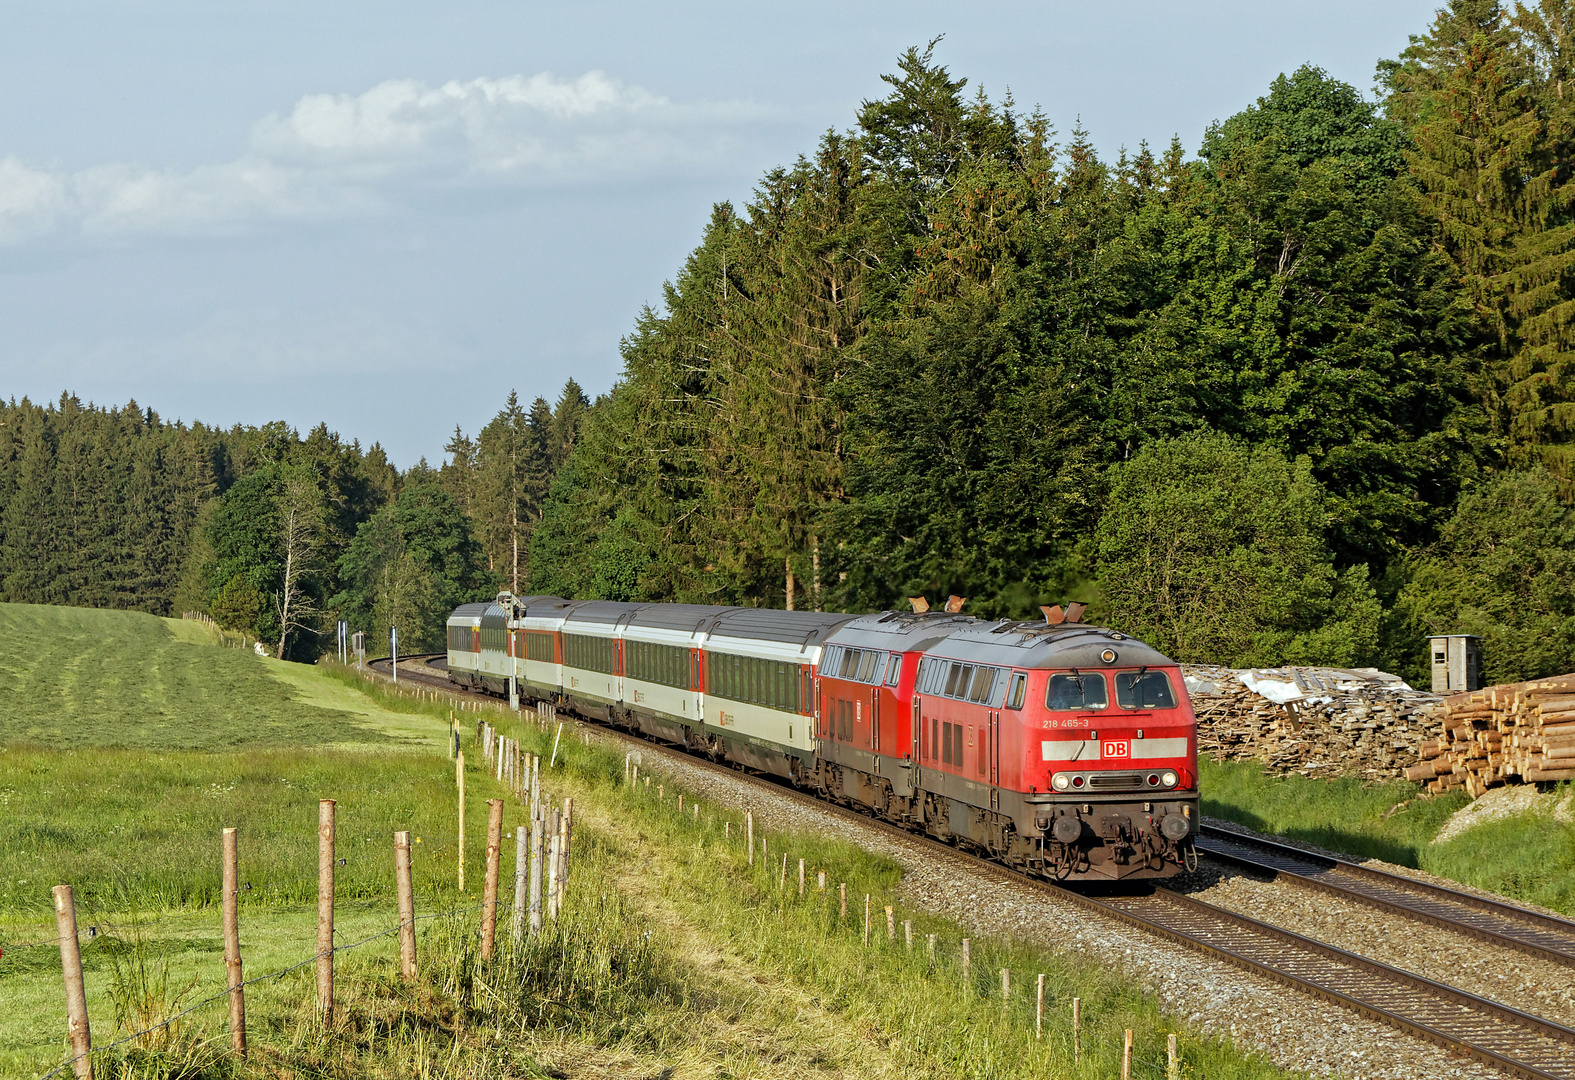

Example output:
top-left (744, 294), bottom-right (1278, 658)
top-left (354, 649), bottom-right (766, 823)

top-left (0, 0), bottom-right (1443, 467)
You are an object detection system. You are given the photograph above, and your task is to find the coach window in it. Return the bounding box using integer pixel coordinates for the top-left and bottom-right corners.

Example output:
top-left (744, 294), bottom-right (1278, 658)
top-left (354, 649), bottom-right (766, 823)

top-left (1006, 672), bottom-right (1027, 710)
top-left (1047, 672), bottom-right (1108, 710)
top-left (1115, 670), bottom-right (1177, 709)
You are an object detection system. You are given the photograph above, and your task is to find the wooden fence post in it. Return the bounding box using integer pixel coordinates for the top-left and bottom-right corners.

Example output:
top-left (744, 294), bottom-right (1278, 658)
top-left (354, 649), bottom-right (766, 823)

top-left (961, 938), bottom-right (970, 993)
top-left (481, 799), bottom-right (503, 960)
top-left (529, 807), bottom-right (543, 936)
top-left (863, 895), bottom-right (870, 944)
top-left (779, 852), bottom-right (788, 890)
top-left (797, 858), bottom-right (805, 896)
top-left (1000, 968), bottom-right (1010, 1001)
top-left (456, 751), bottom-right (466, 892)
top-left (1073, 998), bottom-right (1081, 1062)
top-left (927, 933), bottom-right (936, 970)
top-left (746, 811), bottom-right (754, 865)
top-left (1035, 973), bottom-right (1044, 1040)
top-left (839, 883), bottom-right (846, 920)
top-left (562, 797), bottom-right (574, 888)
top-left (886, 906), bottom-right (895, 942)
top-left (1167, 1033), bottom-right (1180, 1080)
top-left (394, 831), bottom-right (417, 982)
top-left (1122, 1029), bottom-right (1133, 1080)
top-left (904, 920), bottom-right (913, 950)
top-left (546, 811), bottom-right (561, 921)
top-left (512, 826), bottom-right (527, 943)
top-left (52, 884), bottom-right (92, 1080)
top-left (317, 799), bottom-right (336, 1026)
top-left (221, 828), bottom-right (246, 1057)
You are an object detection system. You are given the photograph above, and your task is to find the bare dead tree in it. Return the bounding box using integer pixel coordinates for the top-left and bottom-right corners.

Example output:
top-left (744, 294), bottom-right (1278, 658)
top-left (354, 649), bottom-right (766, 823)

top-left (275, 470), bottom-right (323, 660)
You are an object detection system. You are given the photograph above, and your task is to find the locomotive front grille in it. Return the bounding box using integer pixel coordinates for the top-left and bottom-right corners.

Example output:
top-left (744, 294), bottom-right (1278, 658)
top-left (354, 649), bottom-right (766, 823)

top-left (1088, 772), bottom-right (1146, 791)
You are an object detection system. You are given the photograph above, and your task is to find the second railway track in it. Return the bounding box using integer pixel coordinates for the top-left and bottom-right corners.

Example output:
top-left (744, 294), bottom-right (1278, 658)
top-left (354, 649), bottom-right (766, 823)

top-left (1197, 825), bottom-right (1575, 970)
top-left (370, 655), bottom-right (1575, 1079)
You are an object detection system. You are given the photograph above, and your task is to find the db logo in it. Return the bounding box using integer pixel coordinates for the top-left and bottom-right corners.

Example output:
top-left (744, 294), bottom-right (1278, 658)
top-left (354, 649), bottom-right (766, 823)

top-left (1102, 740), bottom-right (1130, 758)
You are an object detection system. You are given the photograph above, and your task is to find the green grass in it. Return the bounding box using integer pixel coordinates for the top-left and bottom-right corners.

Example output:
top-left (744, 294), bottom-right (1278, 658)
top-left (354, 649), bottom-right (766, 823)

top-left (1200, 757), bottom-right (1468, 865)
top-left (1422, 804), bottom-right (1575, 914)
top-left (0, 603), bottom-right (398, 749)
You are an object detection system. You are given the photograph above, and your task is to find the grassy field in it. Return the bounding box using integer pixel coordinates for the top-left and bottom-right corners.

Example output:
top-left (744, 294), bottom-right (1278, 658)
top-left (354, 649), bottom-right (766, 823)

top-left (0, 604), bottom-right (398, 749)
top-left (0, 610), bottom-right (1291, 1080)
top-left (1202, 757), bottom-right (1575, 914)
top-left (0, 603), bottom-right (1295, 1080)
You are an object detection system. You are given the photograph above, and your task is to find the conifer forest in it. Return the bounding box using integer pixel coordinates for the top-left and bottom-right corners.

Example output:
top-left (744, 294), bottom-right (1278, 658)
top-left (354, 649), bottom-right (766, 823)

top-left (5, 3), bottom-right (1575, 687)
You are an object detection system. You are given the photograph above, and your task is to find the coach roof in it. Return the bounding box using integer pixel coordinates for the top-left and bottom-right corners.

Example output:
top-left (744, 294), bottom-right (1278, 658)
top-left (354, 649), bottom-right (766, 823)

top-left (925, 621), bottom-right (1176, 670)
top-left (709, 607), bottom-right (856, 649)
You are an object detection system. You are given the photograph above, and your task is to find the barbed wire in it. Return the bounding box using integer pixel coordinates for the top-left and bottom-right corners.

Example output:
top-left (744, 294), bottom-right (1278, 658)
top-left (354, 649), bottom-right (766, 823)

top-left (34, 899), bottom-right (494, 1080)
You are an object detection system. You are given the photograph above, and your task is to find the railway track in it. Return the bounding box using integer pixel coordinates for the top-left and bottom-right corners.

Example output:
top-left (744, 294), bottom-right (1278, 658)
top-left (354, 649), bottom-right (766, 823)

top-left (365, 655), bottom-right (1575, 1079)
top-left (1197, 825), bottom-right (1575, 970)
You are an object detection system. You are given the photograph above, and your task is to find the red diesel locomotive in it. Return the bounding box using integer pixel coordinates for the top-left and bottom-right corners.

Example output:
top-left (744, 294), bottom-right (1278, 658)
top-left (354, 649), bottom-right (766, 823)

top-left (447, 596), bottom-right (1199, 882)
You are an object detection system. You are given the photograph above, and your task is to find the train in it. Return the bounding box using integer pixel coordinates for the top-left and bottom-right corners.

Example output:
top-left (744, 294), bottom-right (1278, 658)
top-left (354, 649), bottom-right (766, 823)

top-left (445, 593), bottom-right (1199, 882)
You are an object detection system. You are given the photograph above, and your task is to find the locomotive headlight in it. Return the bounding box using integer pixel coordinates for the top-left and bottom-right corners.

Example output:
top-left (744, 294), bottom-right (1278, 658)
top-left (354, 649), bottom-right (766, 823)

top-left (1052, 773), bottom-right (1071, 791)
top-left (1161, 770), bottom-right (1178, 789)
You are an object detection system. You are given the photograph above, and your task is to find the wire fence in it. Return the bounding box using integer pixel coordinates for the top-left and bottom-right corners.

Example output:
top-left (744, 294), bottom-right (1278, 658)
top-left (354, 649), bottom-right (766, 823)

top-left (35, 899), bottom-right (493, 1080)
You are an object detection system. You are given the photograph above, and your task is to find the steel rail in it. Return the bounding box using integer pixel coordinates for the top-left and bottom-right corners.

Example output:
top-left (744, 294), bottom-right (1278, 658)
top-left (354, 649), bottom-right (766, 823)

top-left (1197, 825), bottom-right (1575, 970)
top-left (364, 656), bottom-right (1575, 1078)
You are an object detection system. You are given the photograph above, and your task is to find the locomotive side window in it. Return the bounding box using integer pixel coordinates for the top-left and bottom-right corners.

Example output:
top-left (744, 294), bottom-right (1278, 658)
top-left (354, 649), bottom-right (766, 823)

top-left (944, 663), bottom-right (971, 697)
top-left (857, 650), bottom-right (880, 682)
top-left (886, 654), bottom-right (901, 685)
top-left (1047, 672), bottom-right (1108, 710)
top-left (1115, 670), bottom-right (1177, 709)
top-left (966, 666), bottom-right (996, 704)
top-left (941, 721), bottom-right (953, 764)
top-left (1006, 673), bottom-right (1026, 710)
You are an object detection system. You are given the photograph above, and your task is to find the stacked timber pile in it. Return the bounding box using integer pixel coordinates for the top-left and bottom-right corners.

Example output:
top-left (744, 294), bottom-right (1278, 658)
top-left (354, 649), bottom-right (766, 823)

top-left (1185, 665), bottom-right (1444, 779)
top-left (1405, 674), bottom-right (1575, 798)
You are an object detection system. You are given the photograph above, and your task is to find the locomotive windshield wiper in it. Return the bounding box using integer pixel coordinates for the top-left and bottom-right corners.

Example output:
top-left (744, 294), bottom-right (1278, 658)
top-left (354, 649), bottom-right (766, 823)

top-left (1069, 667), bottom-right (1085, 693)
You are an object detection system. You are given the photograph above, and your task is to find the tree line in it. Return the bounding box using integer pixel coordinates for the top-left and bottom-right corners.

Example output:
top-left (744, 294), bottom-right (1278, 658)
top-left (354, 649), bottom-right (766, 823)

top-left (527, 7), bottom-right (1575, 686)
top-left (0, 385), bottom-right (587, 659)
top-left (3, 3), bottom-right (1573, 685)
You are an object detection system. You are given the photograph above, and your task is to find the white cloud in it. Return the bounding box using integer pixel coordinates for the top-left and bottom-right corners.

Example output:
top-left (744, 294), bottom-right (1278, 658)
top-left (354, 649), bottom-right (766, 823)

top-left (0, 72), bottom-right (774, 244)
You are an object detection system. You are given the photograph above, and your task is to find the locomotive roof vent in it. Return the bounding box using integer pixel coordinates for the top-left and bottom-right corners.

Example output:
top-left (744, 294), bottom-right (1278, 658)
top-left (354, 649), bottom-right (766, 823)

top-left (1040, 601), bottom-right (1090, 626)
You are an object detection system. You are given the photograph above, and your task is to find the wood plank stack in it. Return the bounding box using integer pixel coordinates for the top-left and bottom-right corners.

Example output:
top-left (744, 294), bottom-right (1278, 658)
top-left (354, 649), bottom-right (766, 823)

top-left (1184, 664), bottom-right (1444, 779)
top-left (1405, 674), bottom-right (1575, 798)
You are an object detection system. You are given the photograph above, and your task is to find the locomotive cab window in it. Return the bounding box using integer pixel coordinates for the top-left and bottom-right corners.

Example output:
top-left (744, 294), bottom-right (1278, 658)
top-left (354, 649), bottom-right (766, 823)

top-left (1047, 672), bottom-right (1108, 710)
top-left (1006, 672), bottom-right (1027, 710)
top-left (1115, 670), bottom-right (1177, 709)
